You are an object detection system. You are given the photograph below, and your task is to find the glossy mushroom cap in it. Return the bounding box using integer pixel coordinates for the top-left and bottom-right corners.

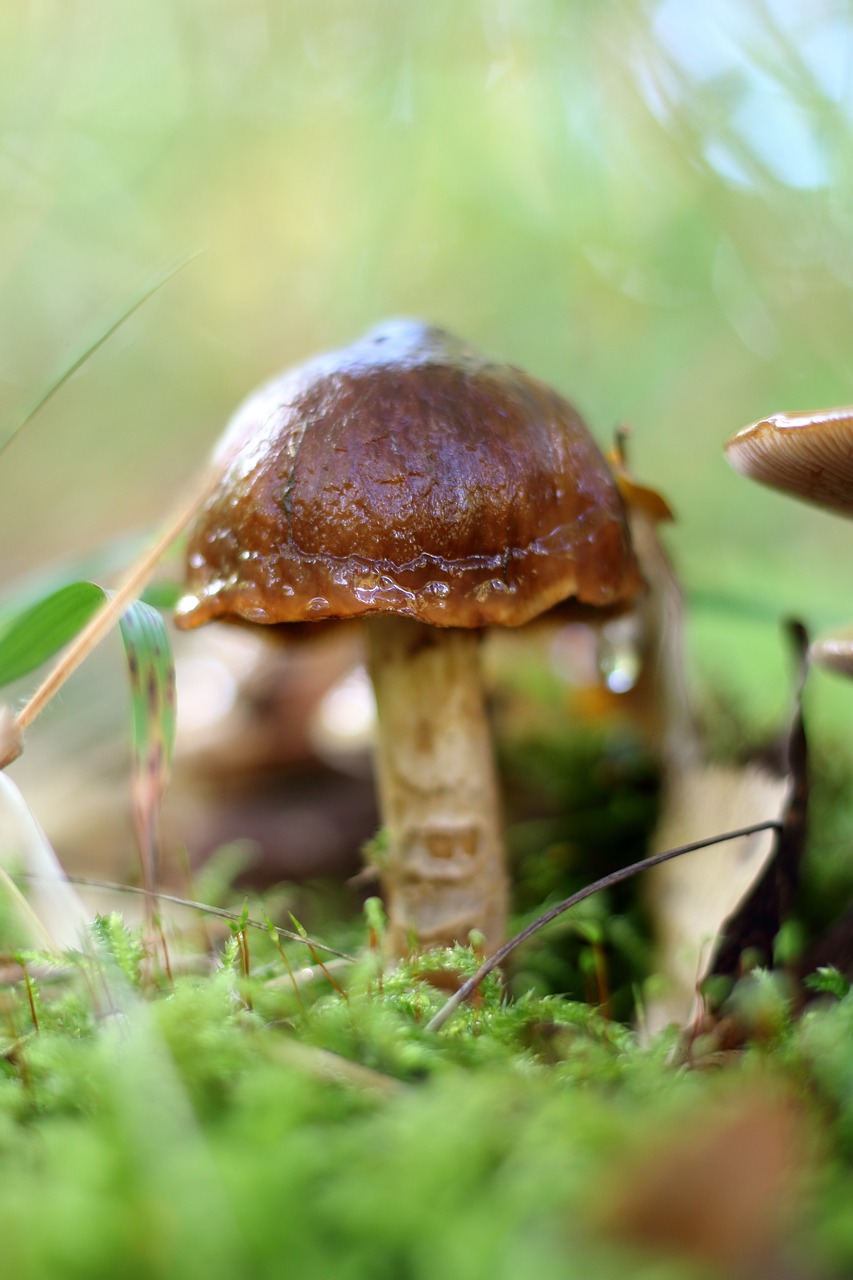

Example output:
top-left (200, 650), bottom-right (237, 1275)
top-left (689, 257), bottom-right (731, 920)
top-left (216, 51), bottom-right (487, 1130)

top-left (724, 407), bottom-right (853, 515)
top-left (176, 320), bottom-right (643, 631)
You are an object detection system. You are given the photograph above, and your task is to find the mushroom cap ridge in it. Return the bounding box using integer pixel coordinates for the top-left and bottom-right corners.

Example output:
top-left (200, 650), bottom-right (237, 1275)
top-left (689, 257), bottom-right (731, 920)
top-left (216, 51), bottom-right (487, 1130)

top-left (177, 320), bottom-right (643, 630)
top-left (725, 407), bottom-right (853, 516)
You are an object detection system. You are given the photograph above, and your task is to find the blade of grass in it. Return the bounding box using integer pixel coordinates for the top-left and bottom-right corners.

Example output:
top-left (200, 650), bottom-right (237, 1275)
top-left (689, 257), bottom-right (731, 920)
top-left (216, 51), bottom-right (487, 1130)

top-left (1, 586), bottom-right (178, 910)
top-left (119, 601), bottom-right (177, 900)
top-left (0, 253), bottom-right (199, 459)
top-left (0, 772), bottom-right (86, 953)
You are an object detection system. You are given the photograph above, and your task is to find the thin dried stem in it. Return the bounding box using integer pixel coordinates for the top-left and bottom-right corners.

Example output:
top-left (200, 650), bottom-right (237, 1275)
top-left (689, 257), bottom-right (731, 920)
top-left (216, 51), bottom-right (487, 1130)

top-left (19, 873), bottom-right (357, 962)
top-left (425, 820), bottom-right (782, 1034)
top-left (20, 961), bottom-right (39, 1033)
top-left (13, 465), bottom-right (220, 743)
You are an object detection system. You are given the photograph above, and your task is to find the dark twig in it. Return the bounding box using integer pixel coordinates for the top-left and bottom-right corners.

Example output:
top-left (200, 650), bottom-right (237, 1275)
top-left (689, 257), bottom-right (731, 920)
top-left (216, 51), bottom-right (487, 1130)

top-left (425, 821), bottom-right (782, 1034)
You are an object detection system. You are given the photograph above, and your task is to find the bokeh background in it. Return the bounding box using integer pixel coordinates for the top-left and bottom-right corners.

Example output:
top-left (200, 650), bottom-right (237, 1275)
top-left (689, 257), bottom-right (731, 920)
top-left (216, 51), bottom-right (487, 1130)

top-left (3, 0), bottom-right (853, 882)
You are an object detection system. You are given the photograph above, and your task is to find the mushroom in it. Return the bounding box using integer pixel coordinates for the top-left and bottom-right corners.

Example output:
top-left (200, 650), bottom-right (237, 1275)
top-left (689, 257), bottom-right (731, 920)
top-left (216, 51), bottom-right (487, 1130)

top-left (726, 403), bottom-right (853, 706)
top-left (810, 627), bottom-right (853, 676)
top-left (724, 407), bottom-right (853, 513)
top-left (175, 320), bottom-right (643, 957)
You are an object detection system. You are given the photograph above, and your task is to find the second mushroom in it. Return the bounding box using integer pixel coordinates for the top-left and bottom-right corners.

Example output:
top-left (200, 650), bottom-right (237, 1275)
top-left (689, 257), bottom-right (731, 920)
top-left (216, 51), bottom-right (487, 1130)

top-left (176, 320), bottom-right (642, 958)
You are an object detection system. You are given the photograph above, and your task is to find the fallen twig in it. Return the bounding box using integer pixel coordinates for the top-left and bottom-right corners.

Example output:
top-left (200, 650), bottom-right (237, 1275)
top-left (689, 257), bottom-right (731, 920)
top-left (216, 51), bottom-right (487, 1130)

top-left (425, 820), bottom-right (782, 1034)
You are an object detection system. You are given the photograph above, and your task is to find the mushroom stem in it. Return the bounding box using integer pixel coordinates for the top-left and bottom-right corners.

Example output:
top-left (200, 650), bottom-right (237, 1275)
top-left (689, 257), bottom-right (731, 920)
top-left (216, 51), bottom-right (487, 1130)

top-left (365, 615), bottom-right (508, 959)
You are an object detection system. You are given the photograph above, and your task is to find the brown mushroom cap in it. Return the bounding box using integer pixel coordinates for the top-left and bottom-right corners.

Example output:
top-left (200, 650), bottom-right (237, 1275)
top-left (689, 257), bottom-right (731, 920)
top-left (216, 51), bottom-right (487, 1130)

top-left (176, 320), bottom-right (643, 631)
top-left (724, 407), bottom-right (853, 515)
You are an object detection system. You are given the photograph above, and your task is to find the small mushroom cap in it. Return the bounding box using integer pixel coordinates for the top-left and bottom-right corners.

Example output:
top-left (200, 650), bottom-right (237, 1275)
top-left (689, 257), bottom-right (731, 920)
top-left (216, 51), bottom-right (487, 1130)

top-left (809, 626), bottom-right (853, 678)
top-left (176, 320), bottom-right (643, 631)
top-left (724, 407), bottom-right (853, 515)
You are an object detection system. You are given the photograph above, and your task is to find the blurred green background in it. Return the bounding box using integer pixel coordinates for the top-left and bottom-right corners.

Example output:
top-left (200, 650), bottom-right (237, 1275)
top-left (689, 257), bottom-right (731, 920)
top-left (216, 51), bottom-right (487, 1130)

top-left (2, 0), bottom-right (853, 735)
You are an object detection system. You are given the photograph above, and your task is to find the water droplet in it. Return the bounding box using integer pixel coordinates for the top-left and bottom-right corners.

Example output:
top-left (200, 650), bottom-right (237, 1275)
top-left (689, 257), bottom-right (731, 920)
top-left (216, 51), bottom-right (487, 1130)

top-left (175, 593), bottom-right (201, 617)
top-left (597, 617), bottom-right (642, 694)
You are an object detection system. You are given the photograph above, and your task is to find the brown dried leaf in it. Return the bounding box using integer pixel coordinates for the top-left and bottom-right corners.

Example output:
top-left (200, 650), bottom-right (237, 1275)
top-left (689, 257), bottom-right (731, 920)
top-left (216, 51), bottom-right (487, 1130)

top-left (709, 623), bottom-right (809, 983)
top-left (594, 1085), bottom-right (813, 1276)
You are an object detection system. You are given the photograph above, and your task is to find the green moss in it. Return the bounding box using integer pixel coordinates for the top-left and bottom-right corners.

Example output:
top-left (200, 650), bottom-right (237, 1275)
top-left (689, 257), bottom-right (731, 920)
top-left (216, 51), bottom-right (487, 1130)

top-left (0, 922), bottom-right (847, 1280)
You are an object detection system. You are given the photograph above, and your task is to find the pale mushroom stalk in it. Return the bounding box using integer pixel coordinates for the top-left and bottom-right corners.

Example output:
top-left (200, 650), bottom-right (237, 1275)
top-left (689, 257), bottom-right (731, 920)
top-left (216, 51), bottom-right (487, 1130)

top-left (366, 617), bottom-right (507, 955)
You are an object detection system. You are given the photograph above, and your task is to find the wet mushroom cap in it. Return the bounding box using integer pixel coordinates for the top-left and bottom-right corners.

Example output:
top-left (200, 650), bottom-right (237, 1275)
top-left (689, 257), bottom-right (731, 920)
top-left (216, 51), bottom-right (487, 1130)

top-left (176, 320), bottom-right (643, 631)
top-left (724, 407), bottom-right (853, 516)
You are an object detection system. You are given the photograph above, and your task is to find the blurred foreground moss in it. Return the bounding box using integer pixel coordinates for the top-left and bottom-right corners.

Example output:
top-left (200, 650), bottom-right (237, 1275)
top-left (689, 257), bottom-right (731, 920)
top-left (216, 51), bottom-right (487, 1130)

top-left (0, 916), bottom-right (850, 1279)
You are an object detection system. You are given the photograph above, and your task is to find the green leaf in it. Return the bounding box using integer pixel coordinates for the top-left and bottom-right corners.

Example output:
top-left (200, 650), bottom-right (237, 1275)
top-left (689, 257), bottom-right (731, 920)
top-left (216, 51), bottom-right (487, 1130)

top-left (0, 581), bottom-right (107, 687)
top-left (804, 966), bottom-right (850, 1000)
top-left (0, 583), bottom-right (177, 891)
top-left (118, 600), bottom-right (177, 892)
top-left (119, 601), bottom-right (177, 771)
